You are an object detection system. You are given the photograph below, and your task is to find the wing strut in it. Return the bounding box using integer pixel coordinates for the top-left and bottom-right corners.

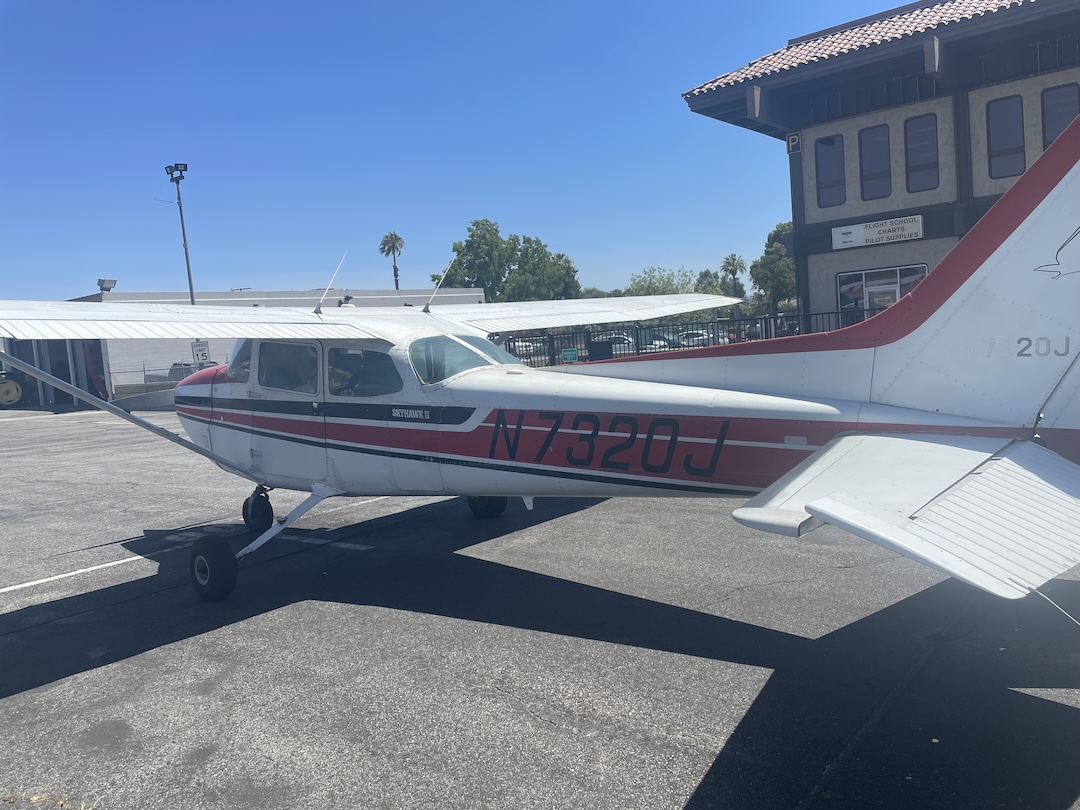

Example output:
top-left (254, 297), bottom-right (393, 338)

top-left (0, 349), bottom-right (256, 480)
top-left (236, 483), bottom-right (346, 560)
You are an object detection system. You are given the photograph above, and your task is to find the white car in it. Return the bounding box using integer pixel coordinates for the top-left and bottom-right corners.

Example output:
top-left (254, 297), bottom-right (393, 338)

top-left (677, 330), bottom-right (713, 347)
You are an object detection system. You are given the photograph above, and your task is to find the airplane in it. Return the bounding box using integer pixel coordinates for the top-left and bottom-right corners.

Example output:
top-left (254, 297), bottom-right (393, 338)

top-left (1, 117), bottom-right (1079, 609)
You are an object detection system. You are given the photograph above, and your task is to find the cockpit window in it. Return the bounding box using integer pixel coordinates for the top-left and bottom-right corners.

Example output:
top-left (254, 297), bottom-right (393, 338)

top-left (408, 336), bottom-right (491, 385)
top-left (455, 335), bottom-right (523, 366)
top-left (226, 338), bottom-right (253, 382)
top-left (257, 341), bottom-right (319, 394)
top-left (328, 348), bottom-right (403, 397)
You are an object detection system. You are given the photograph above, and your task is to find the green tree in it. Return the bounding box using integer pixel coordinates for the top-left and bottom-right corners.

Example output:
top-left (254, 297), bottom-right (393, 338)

top-left (378, 231), bottom-right (404, 291)
top-left (749, 223), bottom-right (796, 312)
top-left (623, 267), bottom-right (694, 296)
top-left (694, 269), bottom-right (723, 295)
top-left (437, 220), bottom-right (581, 302)
top-left (720, 253), bottom-right (748, 298)
top-left (580, 286), bottom-right (622, 298)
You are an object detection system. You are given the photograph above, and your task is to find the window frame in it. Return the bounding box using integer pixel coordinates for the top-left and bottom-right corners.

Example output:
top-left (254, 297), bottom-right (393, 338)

top-left (986, 94), bottom-right (1026, 179)
top-left (858, 124), bottom-right (892, 201)
top-left (815, 135), bottom-right (847, 208)
top-left (904, 113), bottom-right (940, 193)
top-left (1042, 83), bottom-right (1080, 150)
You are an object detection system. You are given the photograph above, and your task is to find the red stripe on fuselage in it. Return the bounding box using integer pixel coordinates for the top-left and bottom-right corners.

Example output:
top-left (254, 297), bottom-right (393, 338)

top-left (195, 404), bottom-right (1032, 491)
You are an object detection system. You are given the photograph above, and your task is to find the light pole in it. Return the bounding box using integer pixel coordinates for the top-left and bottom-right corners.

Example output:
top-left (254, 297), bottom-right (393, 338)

top-left (165, 163), bottom-right (196, 305)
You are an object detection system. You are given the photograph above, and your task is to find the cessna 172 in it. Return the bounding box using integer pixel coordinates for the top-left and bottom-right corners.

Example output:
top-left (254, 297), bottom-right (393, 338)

top-left (2, 118), bottom-right (1080, 607)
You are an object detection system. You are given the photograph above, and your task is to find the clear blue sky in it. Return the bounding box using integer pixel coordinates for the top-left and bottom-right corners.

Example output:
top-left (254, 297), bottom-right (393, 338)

top-left (1, 0), bottom-right (888, 300)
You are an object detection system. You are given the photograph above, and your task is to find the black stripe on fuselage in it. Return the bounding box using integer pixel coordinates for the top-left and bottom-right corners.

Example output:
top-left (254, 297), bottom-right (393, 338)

top-left (177, 409), bottom-right (740, 495)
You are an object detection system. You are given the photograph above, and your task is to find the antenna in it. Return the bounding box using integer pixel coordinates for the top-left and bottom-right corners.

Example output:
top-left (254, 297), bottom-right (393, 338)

top-left (315, 251), bottom-right (348, 315)
top-left (423, 257), bottom-right (456, 314)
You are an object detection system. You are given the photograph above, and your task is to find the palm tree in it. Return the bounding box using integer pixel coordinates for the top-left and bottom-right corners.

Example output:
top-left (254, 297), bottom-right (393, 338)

top-left (721, 253), bottom-right (746, 293)
top-left (378, 232), bottom-right (404, 290)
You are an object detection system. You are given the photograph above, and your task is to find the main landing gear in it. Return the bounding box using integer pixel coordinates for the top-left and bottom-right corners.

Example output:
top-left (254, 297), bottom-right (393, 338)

top-left (242, 486), bottom-right (275, 534)
top-left (467, 496), bottom-right (508, 519)
top-left (188, 484), bottom-right (345, 603)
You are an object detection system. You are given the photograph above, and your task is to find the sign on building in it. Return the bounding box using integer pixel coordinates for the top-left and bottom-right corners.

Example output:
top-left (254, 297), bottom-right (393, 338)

top-left (832, 215), bottom-right (923, 250)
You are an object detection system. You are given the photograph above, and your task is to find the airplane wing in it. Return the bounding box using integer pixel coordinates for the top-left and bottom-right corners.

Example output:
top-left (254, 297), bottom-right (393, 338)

top-left (0, 294), bottom-right (738, 341)
top-left (412, 293), bottom-right (740, 334)
top-left (0, 300), bottom-right (380, 340)
top-left (733, 434), bottom-right (1080, 599)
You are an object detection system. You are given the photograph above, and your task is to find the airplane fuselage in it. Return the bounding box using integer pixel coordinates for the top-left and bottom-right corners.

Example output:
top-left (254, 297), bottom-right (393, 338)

top-left (175, 345), bottom-right (1024, 499)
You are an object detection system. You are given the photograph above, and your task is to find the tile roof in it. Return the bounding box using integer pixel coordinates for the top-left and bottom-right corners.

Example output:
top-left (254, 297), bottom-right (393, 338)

top-left (685, 0), bottom-right (1035, 98)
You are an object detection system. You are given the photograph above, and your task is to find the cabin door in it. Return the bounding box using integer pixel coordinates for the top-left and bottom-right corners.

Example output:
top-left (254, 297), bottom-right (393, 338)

top-left (248, 340), bottom-right (327, 487)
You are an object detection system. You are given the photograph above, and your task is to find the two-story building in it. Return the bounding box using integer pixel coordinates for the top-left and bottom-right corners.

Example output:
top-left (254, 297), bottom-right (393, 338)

top-left (685, 0), bottom-right (1080, 323)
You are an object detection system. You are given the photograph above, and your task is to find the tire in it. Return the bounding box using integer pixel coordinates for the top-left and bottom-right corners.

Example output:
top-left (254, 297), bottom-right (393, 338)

top-left (189, 537), bottom-right (238, 602)
top-left (0, 377), bottom-right (22, 407)
top-left (242, 493), bottom-right (274, 534)
top-left (467, 495), bottom-right (508, 519)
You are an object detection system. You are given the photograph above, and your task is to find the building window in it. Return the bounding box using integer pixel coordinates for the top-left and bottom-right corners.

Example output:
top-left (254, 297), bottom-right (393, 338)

top-left (859, 125), bottom-right (891, 200)
top-left (1042, 83), bottom-right (1080, 149)
top-left (815, 135), bottom-right (846, 208)
top-left (905, 114), bottom-right (939, 192)
top-left (987, 95), bottom-right (1026, 179)
top-left (837, 264), bottom-right (927, 325)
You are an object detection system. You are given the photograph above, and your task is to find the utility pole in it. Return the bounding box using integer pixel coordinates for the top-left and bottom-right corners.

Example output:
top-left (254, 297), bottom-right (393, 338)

top-left (165, 163), bottom-right (196, 304)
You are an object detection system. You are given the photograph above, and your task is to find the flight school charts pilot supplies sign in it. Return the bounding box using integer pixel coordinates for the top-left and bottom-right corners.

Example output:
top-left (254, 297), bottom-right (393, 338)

top-left (832, 215), bottom-right (923, 250)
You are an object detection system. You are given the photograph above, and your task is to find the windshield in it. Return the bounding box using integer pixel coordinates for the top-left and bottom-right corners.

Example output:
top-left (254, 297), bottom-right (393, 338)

top-left (455, 335), bottom-right (522, 366)
top-left (226, 339), bottom-right (253, 382)
top-left (408, 336), bottom-right (492, 384)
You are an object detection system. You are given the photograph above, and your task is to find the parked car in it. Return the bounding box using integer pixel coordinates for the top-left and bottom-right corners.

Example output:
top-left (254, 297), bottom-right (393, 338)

top-left (676, 330), bottom-right (713, 348)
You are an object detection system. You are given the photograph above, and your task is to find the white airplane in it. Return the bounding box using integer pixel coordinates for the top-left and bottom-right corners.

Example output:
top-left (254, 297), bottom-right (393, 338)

top-left (2, 118), bottom-right (1079, 608)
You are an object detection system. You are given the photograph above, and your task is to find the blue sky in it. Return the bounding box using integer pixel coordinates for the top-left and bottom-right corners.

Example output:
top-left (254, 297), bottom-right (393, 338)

top-left (1, 0), bottom-right (889, 300)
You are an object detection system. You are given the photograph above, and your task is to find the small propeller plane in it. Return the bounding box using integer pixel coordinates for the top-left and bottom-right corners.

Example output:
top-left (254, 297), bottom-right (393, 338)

top-left (3, 118), bottom-right (1080, 608)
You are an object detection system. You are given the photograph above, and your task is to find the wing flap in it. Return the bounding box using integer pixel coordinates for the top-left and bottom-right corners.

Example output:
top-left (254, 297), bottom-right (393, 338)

top-left (733, 434), bottom-right (1080, 599)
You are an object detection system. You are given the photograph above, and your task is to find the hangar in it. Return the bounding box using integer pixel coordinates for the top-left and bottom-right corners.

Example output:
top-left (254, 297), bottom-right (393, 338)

top-left (685, 0), bottom-right (1080, 324)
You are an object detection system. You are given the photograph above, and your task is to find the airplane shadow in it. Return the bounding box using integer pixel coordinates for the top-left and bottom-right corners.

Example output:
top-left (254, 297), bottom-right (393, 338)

top-left (1, 497), bottom-right (1078, 809)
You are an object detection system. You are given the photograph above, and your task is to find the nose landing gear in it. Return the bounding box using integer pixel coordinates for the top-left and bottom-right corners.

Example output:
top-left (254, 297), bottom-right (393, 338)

top-left (242, 486), bottom-right (275, 534)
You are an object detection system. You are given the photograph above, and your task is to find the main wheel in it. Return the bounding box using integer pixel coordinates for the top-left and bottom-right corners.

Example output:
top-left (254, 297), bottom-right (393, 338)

top-left (0, 377), bottom-right (22, 407)
top-left (467, 495), bottom-right (508, 519)
top-left (242, 492), bottom-right (274, 534)
top-left (189, 537), bottom-right (238, 602)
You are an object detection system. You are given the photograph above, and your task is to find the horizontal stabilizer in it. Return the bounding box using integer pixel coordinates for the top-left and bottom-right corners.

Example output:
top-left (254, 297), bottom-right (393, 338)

top-left (733, 434), bottom-right (1080, 598)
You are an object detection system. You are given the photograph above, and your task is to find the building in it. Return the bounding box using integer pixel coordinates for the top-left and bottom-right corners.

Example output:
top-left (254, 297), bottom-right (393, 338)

top-left (1, 287), bottom-right (484, 406)
top-left (684, 0), bottom-right (1080, 323)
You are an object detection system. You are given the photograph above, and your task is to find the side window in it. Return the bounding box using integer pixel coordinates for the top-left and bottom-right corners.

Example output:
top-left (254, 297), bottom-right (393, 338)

top-left (257, 342), bottom-right (319, 394)
top-left (859, 124), bottom-right (891, 200)
top-left (328, 348), bottom-right (403, 397)
top-left (987, 95), bottom-right (1025, 179)
top-left (905, 114), bottom-right (939, 192)
top-left (815, 135), bottom-right (846, 208)
top-left (1042, 84), bottom-right (1080, 150)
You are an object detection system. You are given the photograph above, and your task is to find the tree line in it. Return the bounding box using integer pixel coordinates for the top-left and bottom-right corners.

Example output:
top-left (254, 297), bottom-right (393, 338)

top-left (377, 220), bottom-right (796, 314)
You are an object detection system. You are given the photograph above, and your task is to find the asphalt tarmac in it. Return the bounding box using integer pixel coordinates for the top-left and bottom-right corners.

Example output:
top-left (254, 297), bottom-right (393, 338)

top-left (1, 408), bottom-right (1078, 810)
